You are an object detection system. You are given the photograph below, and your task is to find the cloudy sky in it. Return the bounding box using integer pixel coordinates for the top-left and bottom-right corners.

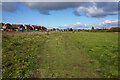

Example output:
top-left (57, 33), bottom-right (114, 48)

top-left (2, 2), bottom-right (119, 29)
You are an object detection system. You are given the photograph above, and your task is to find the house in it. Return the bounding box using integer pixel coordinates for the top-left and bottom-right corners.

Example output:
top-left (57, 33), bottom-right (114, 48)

top-left (19, 25), bottom-right (25, 31)
top-left (13, 29), bottom-right (18, 31)
top-left (24, 25), bottom-right (33, 30)
top-left (38, 26), bottom-right (41, 31)
top-left (24, 25), bottom-right (28, 30)
top-left (34, 26), bottom-right (41, 31)
top-left (35, 28), bottom-right (38, 31)
top-left (0, 23), bottom-right (47, 32)
top-left (2, 24), bottom-right (7, 30)
top-left (12, 24), bottom-right (23, 31)
top-left (0, 28), bottom-right (3, 31)
top-left (61, 29), bottom-right (64, 32)
top-left (7, 29), bottom-right (12, 31)
top-left (3, 23), bottom-right (12, 31)
top-left (41, 26), bottom-right (47, 31)
top-left (31, 25), bottom-right (35, 30)
top-left (16, 24), bottom-right (23, 30)
top-left (34, 25), bottom-right (38, 31)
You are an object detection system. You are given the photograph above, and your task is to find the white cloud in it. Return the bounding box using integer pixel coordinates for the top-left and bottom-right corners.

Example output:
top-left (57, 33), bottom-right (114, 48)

top-left (62, 24), bottom-right (68, 27)
top-left (75, 2), bottom-right (118, 17)
top-left (73, 22), bottom-right (88, 28)
top-left (92, 19), bottom-right (119, 28)
top-left (76, 5), bottom-right (104, 17)
top-left (58, 19), bottom-right (119, 29)
top-left (59, 22), bottom-right (89, 29)
top-left (59, 24), bottom-right (69, 29)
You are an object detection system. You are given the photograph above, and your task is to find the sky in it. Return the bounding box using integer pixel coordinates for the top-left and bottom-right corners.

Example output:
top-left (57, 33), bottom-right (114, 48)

top-left (1, 2), bottom-right (119, 29)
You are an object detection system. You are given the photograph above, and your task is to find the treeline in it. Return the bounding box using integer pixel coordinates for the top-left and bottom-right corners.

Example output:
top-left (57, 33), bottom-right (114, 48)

top-left (47, 27), bottom-right (120, 32)
top-left (0, 23), bottom-right (120, 32)
top-left (91, 27), bottom-right (120, 32)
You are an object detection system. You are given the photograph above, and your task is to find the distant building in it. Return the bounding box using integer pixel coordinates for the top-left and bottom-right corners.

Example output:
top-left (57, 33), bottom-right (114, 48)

top-left (12, 24), bottom-right (23, 31)
top-left (2, 23), bottom-right (12, 31)
top-left (1, 23), bottom-right (47, 32)
top-left (24, 25), bottom-right (31, 30)
top-left (31, 25), bottom-right (35, 30)
top-left (7, 29), bottom-right (12, 31)
top-left (2, 24), bottom-right (7, 30)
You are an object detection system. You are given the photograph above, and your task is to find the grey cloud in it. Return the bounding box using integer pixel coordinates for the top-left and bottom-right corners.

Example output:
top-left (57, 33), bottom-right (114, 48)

top-left (23, 2), bottom-right (91, 10)
top-left (2, 2), bottom-right (19, 12)
top-left (73, 11), bottom-right (81, 16)
top-left (96, 2), bottom-right (118, 12)
top-left (2, 2), bottom-right (92, 15)
top-left (2, 2), bottom-right (119, 18)
top-left (23, 2), bottom-right (93, 15)
top-left (39, 10), bottom-right (50, 15)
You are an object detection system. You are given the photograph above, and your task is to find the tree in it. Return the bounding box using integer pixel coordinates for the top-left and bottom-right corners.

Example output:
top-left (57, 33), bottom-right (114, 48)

top-left (69, 28), bottom-right (73, 31)
top-left (11, 25), bottom-right (17, 30)
top-left (92, 26), bottom-right (94, 32)
top-left (0, 23), bottom-right (4, 29)
top-left (110, 27), bottom-right (120, 32)
top-left (6, 24), bottom-right (12, 29)
top-left (0, 23), bottom-right (4, 26)
top-left (53, 28), bottom-right (56, 31)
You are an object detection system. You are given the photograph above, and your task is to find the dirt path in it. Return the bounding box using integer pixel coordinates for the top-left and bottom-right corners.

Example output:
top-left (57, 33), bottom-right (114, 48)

top-left (31, 32), bottom-right (99, 78)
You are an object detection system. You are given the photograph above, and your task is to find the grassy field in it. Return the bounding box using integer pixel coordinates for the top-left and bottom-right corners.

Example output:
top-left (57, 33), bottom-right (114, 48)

top-left (2, 32), bottom-right (118, 78)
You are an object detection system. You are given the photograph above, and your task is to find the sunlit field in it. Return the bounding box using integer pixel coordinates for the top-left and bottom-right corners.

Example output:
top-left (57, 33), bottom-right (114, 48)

top-left (2, 32), bottom-right (118, 78)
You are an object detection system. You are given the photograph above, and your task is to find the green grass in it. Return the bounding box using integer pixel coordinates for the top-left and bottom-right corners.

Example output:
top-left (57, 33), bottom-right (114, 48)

top-left (69, 32), bottom-right (118, 78)
top-left (2, 32), bottom-right (118, 78)
top-left (2, 32), bottom-right (49, 78)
